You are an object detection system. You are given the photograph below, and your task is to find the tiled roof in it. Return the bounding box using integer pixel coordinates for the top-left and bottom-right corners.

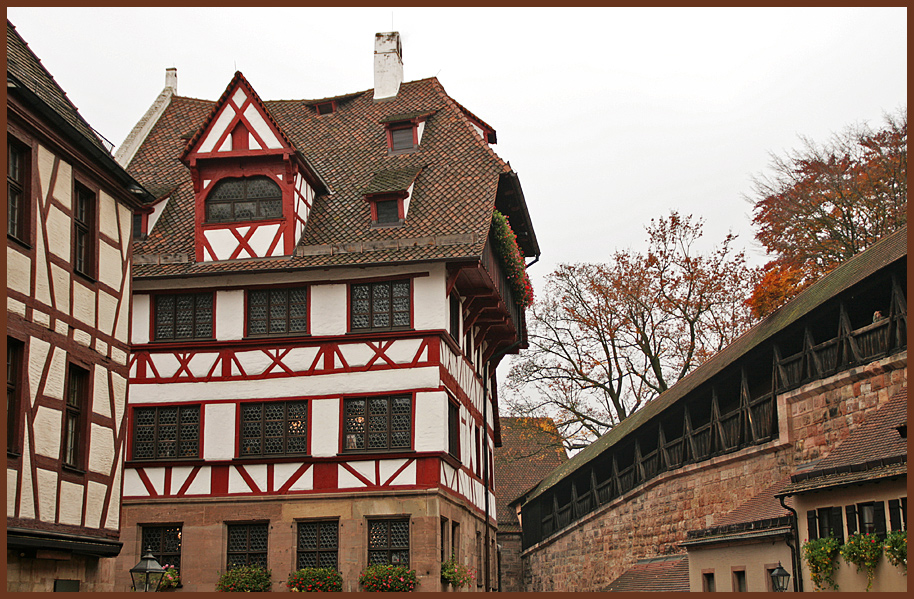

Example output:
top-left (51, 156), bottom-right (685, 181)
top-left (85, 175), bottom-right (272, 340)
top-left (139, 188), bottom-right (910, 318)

top-left (494, 417), bottom-right (567, 530)
top-left (603, 555), bottom-right (690, 592)
top-left (127, 75), bottom-right (520, 277)
top-left (779, 388), bottom-right (907, 495)
top-left (521, 227), bottom-right (907, 504)
top-left (7, 20), bottom-right (110, 155)
top-left (362, 166), bottom-right (423, 195)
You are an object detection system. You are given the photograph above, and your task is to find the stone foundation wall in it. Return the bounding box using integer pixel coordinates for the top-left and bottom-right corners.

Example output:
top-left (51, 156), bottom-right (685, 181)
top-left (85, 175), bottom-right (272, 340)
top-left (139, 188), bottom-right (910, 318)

top-left (497, 530), bottom-right (523, 591)
top-left (520, 353), bottom-right (906, 591)
top-left (6, 550), bottom-right (116, 592)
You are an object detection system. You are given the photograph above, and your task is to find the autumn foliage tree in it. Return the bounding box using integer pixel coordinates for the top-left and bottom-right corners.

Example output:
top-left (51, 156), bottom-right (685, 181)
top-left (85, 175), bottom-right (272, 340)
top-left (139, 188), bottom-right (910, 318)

top-left (747, 109), bottom-right (907, 318)
top-left (505, 213), bottom-right (756, 450)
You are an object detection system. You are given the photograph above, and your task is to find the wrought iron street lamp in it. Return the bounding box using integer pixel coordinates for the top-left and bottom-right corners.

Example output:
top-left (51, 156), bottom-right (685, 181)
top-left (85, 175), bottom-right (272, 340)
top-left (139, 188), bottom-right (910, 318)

top-left (130, 548), bottom-right (166, 592)
top-left (770, 562), bottom-right (791, 592)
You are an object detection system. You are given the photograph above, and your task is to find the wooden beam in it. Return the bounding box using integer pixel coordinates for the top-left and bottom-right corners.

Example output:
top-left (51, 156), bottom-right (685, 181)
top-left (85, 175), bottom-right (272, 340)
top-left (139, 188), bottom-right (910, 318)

top-left (741, 367), bottom-right (757, 443)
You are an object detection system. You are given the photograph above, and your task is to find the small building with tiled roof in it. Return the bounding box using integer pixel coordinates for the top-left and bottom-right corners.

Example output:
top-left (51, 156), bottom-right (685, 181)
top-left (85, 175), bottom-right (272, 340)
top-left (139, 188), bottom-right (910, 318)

top-left (776, 387), bottom-right (907, 592)
top-left (680, 475), bottom-right (796, 591)
top-left (7, 20), bottom-right (152, 592)
top-left (492, 417), bottom-right (567, 591)
top-left (110, 32), bottom-right (538, 592)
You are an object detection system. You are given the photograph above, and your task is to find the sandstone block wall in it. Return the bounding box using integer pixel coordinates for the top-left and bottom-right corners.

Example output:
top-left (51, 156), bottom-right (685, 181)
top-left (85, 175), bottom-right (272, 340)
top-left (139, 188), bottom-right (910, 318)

top-left (520, 353), bottom-right (906, 591)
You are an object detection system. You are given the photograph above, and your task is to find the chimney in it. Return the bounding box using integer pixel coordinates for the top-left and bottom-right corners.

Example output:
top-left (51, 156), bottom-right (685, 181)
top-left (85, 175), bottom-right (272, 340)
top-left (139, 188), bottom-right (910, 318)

top-left (373, 32), bottom-right (403, 100)
top-left (165, 67), bottom-right (177, 94)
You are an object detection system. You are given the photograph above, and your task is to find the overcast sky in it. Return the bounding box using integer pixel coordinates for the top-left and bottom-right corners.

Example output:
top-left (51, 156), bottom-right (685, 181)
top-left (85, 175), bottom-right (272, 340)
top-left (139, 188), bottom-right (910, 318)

top-left (8, 6), bottom-right (907, 281)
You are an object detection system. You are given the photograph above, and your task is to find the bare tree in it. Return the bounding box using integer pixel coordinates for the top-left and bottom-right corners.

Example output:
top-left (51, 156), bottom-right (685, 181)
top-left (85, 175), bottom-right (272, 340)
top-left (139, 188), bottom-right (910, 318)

top-left (504, 213), bottom-right (755, 451)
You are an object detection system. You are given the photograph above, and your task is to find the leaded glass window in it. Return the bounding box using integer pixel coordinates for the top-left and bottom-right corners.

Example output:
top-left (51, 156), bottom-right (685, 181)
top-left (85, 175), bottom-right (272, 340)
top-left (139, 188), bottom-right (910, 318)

top-left (142, 525), bottom-right (183, 572)
top-left (368, 519), bottom-right (410, 566)
top-left (154, 292), bottom-right (213, 341)
top-left (226, 523), bottom-right (269, 569)
top-left (132, 405), bottom-right (200, 460)
top-left (350, 280), bottom-right (410, 331)
top-left (247, 287), bottom-right (307, 336)
top-left (206, 176), bottom-right (282, 223)
top-left (239, 401), bottom-right (308, 457)
top-left (297, 521), bottom-right (338, 570)
top-left (343, 396), bottom-right (411, 452)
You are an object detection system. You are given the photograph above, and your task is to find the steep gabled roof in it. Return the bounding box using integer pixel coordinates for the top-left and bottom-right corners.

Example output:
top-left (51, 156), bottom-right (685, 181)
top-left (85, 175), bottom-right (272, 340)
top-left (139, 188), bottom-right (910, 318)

top-left (494, 417), bottom-right (568, 531)
top-left (521, 226), bottom-right (907, 504)
top-left (127, 75), bottom-right (527, 278)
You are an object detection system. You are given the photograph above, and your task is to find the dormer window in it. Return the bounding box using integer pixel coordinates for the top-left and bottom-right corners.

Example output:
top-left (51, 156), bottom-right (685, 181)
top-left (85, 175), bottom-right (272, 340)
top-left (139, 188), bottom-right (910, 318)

top-left (362, 167), bottom-right (422, 228)
top-left (315, 101), bottom-right (336, 116)
top-left (206, 176), bottom-right (282, 223)
top-left (388, 122), bottom-right (416, 153)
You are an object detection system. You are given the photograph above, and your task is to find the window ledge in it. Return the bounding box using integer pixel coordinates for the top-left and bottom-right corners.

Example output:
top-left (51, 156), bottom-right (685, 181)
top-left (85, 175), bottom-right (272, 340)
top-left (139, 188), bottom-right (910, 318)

top-left (7, 234), bottom-right (32, 251)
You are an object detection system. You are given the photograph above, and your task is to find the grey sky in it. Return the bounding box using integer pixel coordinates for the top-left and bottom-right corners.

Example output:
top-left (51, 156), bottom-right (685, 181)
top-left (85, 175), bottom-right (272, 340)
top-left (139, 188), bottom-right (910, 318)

top-left (8, 6), bottom-right (907, 283)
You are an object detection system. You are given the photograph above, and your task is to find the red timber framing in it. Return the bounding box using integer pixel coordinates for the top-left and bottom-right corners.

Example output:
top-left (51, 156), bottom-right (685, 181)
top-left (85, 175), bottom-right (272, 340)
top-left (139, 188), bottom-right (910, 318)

top-left (180, 71), bottom-right (324, 262)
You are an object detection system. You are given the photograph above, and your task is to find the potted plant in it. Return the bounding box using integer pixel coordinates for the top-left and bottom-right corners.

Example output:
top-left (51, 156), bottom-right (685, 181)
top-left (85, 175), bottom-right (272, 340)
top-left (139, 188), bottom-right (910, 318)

top-left (803, 536), bottom-right (841, 591)
top-left (884, 530), bottom-right (907, 572)
top-left (215, 564), bottom-right (272, 592)
top-left (287, 568), bottom-right (342, 592)
top-left (490, 211), bottom-right (534, 309)
top-left (440, 555), bottom-right (474, 589)
top-left (841, 532), bottom-right (883, 591)
top-left (158, 564), bottom-right (181, 591)
top-left (358, 564), bottom-right (418, 592)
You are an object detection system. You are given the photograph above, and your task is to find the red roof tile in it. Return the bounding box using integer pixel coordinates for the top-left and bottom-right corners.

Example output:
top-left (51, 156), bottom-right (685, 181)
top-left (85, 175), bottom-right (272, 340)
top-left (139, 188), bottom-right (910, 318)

top-left (494, 417), bottom-right (567, 530)
top-left (603, 555), bottom-right (690, 592)
top-left (127, 75), bottom-right (525, 277)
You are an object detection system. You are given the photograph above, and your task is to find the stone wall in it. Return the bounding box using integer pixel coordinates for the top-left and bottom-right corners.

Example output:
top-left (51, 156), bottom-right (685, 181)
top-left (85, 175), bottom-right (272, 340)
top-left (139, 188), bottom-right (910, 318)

top-left (497, 530), bottom-right (523, 591)
top-left (520, 353), bottom-right (906, 591)
top-left (6, 551), bottom-right (116, 592)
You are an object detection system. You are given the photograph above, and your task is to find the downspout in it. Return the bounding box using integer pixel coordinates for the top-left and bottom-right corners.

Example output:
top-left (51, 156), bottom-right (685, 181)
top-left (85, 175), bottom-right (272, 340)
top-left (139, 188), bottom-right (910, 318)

top-left (482, 338), bottom-right (523, 591)
top-left (778, 495), bottom-right (803, 593)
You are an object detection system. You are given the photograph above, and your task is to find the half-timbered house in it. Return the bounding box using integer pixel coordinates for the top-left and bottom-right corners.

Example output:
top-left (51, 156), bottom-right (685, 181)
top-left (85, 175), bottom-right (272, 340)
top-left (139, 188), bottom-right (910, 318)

top-left (6, 21), bottom-right (151, 592)
top-left (111, 32), bottom-right (538, 592)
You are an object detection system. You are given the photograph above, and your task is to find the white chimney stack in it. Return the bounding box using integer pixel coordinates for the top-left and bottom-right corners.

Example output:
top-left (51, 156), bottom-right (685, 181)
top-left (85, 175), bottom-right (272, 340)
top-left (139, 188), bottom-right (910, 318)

top-left (373, 32), bottom-right (403, 100)
top-left (165, 67), bottom-right (177, 94)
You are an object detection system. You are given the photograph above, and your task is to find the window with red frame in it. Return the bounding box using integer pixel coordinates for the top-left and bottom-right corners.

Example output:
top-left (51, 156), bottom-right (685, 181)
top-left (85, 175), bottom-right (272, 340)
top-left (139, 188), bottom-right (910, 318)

top-left (154, 292), bottom-right (214, 341)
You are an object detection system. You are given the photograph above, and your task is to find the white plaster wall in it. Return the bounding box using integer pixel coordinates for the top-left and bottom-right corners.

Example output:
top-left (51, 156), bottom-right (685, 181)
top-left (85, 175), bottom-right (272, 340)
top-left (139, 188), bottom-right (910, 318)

top-left (148, 197), bottom-right (169, 234)
top-left (85, 480), bottom-right (107, 529)
top-left (413, 264), bottom-right (446, 330)
top-left (245, 223), bottom-right (280, 258)
top-left (88, 424), bottom-right (114, 474)
top-left (28, 339), bottom-right (51, 406)
top-left (130, 366), bottom-right (439, 403)
top-left (97, 291), bottom-right (119, 339)
top-left (98, 241), bottom-right (123, 290)
top-left (243, 104), bottom-right (282, 148)
top-left (132, 294), bottom-right (150, 344)
top-left (200, 106), bottom-right (235, 153)
top-left (310, 398), bottom-right (340, 457)
top-left (36, 468), bottom-right (58, 523)
top-left (7, 469), bottom-right (18, 517)
top-left (123, 468), bottom-right (147, 497)
top-left (8, 298), bottom-right (26, 317)
top-left (58, 480), bottom-right (84, 526)
top-left (93, 366), bottom-right (111, 417)
top-left (50, 263), bottom-right (70, 315)
top-left (72, 280), bottom-right (96, 327)
top-left (203, 403), bottom-right (236, 460)
top-left (37, 145), bottom-right (54, 206)
top-left (415, 391), bottom-right (445, 452)
top-left (99, 190), bottom-right (119, 241)
top-left (44, 347), bottom-right (67, 401)
top-left (203, 228), bottom-right (241, 261)
top-left (52, 159), bottom-right (72, 208)
top-left (216, 290), bottom-right (245, 340)
top-left (32, 406), bottom-right (62, 459)
top-left (310, 284), bottom-right (347, 336)
top-left (6, 246), bottom-right (31, 296)
top-left (45, 204), bottom-right (71, 260)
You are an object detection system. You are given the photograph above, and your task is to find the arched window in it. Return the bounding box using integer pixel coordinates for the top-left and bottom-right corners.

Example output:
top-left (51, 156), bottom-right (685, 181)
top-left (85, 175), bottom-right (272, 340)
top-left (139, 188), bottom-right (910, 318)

top-left (206, 176), bottom-right (282, 223)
